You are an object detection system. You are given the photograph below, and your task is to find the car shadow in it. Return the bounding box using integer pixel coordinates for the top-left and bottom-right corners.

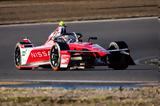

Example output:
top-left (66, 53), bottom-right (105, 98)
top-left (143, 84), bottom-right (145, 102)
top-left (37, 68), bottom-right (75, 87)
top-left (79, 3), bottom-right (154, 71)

top-left (29, 65), bottom-right (157, 72)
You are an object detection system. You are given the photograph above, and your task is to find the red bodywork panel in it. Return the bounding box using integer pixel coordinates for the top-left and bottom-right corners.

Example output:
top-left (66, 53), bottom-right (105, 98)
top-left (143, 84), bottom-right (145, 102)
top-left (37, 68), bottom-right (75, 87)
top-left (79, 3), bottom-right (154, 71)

top-left (69, 42), bottom-right (108, 57)
top-left (26, 48), bottom-right (51, 64)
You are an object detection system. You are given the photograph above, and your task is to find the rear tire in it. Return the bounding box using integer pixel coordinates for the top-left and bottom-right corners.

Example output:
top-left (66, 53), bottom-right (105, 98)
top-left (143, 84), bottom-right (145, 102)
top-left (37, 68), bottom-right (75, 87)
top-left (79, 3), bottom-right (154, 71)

top-left (108, 41), bottom-right (129, 70)
top-left (108, 41), bottom-right (128, 50)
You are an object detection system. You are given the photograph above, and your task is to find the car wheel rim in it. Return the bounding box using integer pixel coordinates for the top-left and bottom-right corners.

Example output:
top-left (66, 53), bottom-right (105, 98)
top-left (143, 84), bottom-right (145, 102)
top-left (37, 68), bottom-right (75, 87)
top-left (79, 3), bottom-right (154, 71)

top-left (51, 45), bottom-right (59, 67)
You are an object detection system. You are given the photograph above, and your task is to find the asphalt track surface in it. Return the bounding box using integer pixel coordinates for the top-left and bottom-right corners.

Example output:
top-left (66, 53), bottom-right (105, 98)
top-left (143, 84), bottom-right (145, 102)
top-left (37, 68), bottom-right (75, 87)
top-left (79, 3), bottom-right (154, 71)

top-left (0, 17), bottom-right (159, 83)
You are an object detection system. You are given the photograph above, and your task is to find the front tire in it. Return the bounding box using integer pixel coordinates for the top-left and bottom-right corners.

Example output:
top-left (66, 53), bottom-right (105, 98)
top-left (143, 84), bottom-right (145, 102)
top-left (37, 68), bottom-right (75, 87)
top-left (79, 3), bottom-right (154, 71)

top-left (50, 42), bottom-right (69, 71)
top-left (14, 43), bottom-right (32, 70)
top-left (14, 44), bottom-right (21, 69)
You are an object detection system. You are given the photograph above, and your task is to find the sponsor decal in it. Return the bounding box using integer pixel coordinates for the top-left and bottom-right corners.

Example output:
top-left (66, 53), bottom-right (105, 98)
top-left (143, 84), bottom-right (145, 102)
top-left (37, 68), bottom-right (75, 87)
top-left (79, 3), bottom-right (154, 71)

top-left (60, 53), bottom-right (70, 68)
top-left (31, 51), bottom-right (49, 58)
top-left (22, 50), bottom-right (27, 56)
top-left (21, 48), bottom-right (32, 65)
top-left (26, 49), bottom-right (50, 64)
top-left (61, 54), bottom-right (70, 64)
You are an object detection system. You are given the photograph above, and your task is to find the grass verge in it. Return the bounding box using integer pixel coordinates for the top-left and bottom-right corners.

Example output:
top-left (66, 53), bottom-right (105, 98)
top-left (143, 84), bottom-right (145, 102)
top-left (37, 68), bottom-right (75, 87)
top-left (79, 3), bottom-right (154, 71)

top-left (0, 86), bottom-right (160, 106)
top-left (0, 0), bottom-right (158, 25)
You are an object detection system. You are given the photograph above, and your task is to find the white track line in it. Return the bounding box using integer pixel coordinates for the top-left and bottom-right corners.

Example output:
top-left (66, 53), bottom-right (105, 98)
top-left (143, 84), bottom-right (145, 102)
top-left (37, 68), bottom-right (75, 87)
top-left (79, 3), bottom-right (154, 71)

top-left (3, 79), bottom-right (159, 84)
top-left (0, 17), bottom-right (158, 27)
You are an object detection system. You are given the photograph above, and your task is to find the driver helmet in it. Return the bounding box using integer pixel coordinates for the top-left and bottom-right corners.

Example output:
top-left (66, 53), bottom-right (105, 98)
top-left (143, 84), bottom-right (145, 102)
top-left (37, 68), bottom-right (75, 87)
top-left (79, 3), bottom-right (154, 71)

top-left (59, 21), bottom-right (66, 27)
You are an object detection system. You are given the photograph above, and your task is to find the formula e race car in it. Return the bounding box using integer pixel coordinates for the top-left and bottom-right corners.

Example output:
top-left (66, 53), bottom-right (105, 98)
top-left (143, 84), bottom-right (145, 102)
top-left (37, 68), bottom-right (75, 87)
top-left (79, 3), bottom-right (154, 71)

top-left (14, 32), bottom-right (135, 71)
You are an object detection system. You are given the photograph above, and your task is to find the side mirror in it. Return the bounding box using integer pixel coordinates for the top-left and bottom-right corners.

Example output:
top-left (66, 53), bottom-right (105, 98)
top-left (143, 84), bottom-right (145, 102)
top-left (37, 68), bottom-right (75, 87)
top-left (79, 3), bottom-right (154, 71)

top-left (88, 37), bottom-right (97, 42)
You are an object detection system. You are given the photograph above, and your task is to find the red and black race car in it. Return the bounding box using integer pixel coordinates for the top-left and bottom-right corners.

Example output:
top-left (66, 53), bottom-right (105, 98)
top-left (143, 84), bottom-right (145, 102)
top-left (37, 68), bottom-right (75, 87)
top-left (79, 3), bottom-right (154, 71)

top-left (14, 32), bottom-right (135, 71)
